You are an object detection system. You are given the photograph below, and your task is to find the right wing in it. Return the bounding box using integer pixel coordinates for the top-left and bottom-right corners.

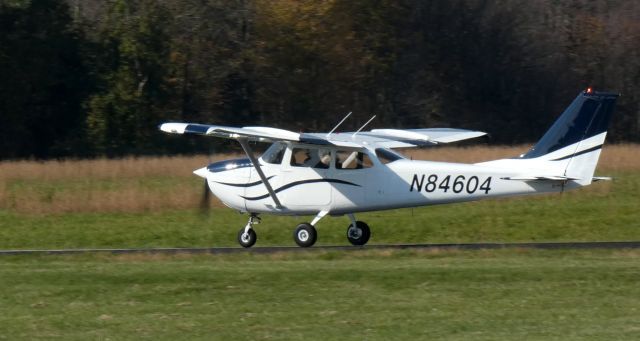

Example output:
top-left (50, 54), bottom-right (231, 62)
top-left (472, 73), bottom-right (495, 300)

top-left (160, 123), bottom-right (486, 149)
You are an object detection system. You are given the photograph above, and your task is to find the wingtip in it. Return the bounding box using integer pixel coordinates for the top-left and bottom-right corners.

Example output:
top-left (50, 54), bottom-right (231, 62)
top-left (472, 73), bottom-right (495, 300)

top-left (159, 122), bottom-right (188, 134)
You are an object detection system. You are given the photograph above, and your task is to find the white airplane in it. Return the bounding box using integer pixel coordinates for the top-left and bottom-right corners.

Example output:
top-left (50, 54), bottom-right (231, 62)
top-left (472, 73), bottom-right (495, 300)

top-left (160, 89), bottom-right (618, 248)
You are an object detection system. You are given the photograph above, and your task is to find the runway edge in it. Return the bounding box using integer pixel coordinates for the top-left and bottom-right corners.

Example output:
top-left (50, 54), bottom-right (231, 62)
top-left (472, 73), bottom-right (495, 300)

top-left (1, 241), bottom-right (640, 256)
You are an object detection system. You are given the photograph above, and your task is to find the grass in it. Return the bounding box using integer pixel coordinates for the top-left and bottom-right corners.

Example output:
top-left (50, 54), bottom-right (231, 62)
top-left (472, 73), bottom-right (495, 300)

top-left (0, 144), bottom-right (638, 249)
top-left (1, 249), bottom-right (639, 340)
top-left (1, 144), bottom-right (638, 214)
top-left (1, 146), bottom-right (639, 339)
top-left (0, 170), bottom-right (638, 249)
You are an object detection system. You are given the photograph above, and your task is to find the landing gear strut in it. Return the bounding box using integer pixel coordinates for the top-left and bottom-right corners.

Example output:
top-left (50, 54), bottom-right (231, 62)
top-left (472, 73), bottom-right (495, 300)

top-left (237, 214), bottom-right (259, 248)
top-left (346, 214), bottom-right (370, 246)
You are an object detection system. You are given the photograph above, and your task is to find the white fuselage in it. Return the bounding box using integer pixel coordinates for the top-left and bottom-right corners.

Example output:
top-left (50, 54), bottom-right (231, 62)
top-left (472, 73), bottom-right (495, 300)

top-left (203, 144), bottom-right (577, 216)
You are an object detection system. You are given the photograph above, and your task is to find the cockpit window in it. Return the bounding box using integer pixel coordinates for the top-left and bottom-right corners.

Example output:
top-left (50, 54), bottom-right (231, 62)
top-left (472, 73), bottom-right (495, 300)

top-left (261, 142), bottom-right (286, 164)
top-left (336, 150), bottom-right (373, 169)
top-left (375, 148), bottom-right (405, 164)
top-left (290, 148), bottom-right (331, 169)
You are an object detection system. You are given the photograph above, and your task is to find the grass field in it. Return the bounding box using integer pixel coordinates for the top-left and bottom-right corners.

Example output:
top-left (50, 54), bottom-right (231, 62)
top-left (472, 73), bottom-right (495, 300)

top-left (1, 144), bottom-right (638, 214)
top-left (0, 173), bottom-right (638, 248)
top-left (1, 249), bottom-right (639, 340)
top-left (1, 145), bottom-right (639, 339)
top-left (0, 145), bottom-right (639, 249)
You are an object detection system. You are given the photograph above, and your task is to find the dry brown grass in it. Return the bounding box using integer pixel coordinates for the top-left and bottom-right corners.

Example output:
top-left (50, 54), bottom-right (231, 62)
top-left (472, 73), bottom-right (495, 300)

top-left (0, 155), bottom-right (237, 214)
top-left (0, 155), bottom-right (233, 181)
top-left (1, 144), bottom-right (638, 214)
top-left (403, 143), bottom-right (640, 171)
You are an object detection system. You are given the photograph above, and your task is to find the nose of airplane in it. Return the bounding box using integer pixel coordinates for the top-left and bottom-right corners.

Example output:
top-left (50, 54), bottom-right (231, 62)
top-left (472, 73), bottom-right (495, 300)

top-left (193, 167), bottom-right (209, 179)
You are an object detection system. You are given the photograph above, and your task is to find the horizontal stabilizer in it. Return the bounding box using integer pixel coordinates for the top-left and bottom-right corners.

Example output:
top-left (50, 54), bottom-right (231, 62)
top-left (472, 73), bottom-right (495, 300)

top-left (501, 175), bottom-right (579, 181)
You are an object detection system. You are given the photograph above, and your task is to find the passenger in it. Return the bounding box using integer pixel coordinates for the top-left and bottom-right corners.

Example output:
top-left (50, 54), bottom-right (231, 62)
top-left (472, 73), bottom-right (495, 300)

top-left (316, 150), bottom-right (331, 169)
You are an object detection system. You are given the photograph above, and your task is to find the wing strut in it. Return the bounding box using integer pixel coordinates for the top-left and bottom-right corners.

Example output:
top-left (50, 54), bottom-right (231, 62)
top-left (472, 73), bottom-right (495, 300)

top-left (352, 115), bottom-right (376, 138)
top-left (237, 137), bottom-right (283, 209)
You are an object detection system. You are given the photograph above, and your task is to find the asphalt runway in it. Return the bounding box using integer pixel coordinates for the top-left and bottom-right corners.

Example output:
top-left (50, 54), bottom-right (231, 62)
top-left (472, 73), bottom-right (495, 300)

top-left (0, 241), bottom-right (639, 256)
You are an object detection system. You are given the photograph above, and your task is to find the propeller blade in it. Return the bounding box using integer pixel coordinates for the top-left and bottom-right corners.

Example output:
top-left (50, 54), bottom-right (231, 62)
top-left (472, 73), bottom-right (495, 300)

top-left (199, 179), bottom-right (211, 213)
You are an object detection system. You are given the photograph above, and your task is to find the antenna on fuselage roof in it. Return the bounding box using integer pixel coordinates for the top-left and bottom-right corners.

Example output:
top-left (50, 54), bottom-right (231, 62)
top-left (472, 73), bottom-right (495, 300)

top-left (352, 115), bottom-right (376, 138)
top-left (326, 111), bottom-right (352, 138)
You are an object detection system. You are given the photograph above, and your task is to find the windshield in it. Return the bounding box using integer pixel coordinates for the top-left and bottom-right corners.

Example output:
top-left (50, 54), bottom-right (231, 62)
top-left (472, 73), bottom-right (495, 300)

top-left (261, 142), bottom-right (286, 164)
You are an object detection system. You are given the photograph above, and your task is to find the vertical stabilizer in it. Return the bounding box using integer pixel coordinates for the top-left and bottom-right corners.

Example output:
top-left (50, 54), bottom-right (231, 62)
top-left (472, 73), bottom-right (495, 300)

top-left (520, 89), bottom-right (618, 185)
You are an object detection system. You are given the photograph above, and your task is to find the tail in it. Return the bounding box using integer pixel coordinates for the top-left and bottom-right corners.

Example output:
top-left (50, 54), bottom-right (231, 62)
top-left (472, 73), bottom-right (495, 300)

top-left (518, 89), bottom-right (618, 185)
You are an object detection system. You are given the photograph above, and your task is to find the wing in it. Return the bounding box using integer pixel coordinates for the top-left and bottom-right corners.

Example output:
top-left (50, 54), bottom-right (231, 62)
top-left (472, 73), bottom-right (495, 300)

top-left (159, 123), bottom-right (361, 148)
top-left (160, 123), bottom-right (486, 149)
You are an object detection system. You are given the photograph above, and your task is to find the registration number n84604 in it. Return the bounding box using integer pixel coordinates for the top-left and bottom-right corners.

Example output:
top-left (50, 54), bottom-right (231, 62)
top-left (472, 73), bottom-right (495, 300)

top-left (410, 174), bottom-right (492, 194)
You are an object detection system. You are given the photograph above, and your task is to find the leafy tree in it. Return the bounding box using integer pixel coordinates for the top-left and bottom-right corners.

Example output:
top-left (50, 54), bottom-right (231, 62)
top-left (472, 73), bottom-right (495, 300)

top-left (0, 0), bottom-right (91, 159)
top-left (85, 0), bottom-right (172, 156)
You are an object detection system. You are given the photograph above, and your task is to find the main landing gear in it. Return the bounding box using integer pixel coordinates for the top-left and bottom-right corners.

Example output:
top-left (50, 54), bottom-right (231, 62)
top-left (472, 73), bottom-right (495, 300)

top-left (293, 223), bottom-right (317, 247)
top-left (346, 213), bottom-right (370, 246)
top-left (236, 212), bottom-right (371, 248)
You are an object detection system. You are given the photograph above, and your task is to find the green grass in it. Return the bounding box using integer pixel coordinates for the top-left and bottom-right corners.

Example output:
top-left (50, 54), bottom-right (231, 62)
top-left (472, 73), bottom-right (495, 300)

top-left (1, 169), bottom-right (638, 339)
top-left (0, 172), bottom-right (638, 249)
top-left (0, 249), bottom-right (639, 340)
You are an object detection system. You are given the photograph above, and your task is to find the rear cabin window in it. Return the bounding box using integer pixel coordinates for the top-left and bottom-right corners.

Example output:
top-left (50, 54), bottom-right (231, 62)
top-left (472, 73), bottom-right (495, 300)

top-left (375, 148), bottom-right (404, 164)
top-left (336, 151), bottom-right (373, 169)
top-left (290, 148), bottom-right (331, 169)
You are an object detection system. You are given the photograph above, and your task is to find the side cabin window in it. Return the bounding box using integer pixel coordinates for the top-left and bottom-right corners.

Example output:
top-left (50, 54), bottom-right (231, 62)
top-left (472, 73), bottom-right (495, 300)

top-left (262, 142), bottom-right (286, 164)
top-left (336, 150), bottom-right (373, 170)
top-left (290, 147), bottom-right (331, 169)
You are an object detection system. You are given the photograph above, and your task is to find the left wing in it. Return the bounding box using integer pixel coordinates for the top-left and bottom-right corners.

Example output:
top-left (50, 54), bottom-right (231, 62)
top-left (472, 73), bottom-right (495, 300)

top-left (160, 123), bottom-right (486, 149)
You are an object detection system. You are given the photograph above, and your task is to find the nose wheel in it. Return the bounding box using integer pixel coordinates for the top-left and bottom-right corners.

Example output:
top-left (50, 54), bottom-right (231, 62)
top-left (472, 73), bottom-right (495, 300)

top-left (237, 214), bottom-right (259, 248)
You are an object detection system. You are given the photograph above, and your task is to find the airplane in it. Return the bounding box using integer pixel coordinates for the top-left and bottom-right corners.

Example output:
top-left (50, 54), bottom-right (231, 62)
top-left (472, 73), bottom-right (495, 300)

top-left (160, 89), bottom-right (618, 248)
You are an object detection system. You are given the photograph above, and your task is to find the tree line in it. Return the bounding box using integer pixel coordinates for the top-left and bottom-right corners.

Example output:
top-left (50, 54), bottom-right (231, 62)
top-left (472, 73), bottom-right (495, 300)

top-left (1, 0), bottom-right (639, 159)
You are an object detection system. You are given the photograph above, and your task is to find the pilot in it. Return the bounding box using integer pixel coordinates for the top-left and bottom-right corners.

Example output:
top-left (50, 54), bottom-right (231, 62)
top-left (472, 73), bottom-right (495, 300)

top-left (302, 150), bottom-right (318, 167)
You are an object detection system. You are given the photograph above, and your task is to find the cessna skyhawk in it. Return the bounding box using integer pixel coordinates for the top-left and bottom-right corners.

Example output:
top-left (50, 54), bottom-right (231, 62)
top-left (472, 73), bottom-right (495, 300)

top-left (160, 89), bottom-right (618, 248)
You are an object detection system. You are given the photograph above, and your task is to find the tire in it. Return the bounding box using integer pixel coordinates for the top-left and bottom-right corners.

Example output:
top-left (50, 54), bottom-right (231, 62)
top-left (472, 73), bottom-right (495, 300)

top-left (293, 223), bottom-right (317, 248)
top-left (237, 228), bottom-right (257, 248)
top-left (347, 221), bottom-right (371, 246)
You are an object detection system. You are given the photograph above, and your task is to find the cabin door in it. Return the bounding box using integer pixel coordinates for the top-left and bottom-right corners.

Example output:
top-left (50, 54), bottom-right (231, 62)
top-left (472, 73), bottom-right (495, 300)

top-left (280, 146), bottom-right (333, 206)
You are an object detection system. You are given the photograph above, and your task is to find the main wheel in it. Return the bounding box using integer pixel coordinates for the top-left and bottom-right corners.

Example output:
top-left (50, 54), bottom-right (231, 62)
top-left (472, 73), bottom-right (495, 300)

top-left (237, 228), bottom-right (257, 248)
top-left (347, 221), bottom-right (371, 246)
top-left (293, 223), bottom-right (317, 248)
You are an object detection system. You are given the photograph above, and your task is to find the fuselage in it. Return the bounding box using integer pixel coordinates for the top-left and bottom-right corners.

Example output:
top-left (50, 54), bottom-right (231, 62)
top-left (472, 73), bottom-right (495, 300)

top-left (201, 143), bottom-right (576, 216)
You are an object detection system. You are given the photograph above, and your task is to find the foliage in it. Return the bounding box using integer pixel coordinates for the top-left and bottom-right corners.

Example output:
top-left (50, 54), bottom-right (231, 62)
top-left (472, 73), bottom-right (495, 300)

top-left (1, 0), bottom-right (640, 158)
top-left (85, 0), bottom-right (172, 156)
top-left (0, 0), bottom-right (91, 158)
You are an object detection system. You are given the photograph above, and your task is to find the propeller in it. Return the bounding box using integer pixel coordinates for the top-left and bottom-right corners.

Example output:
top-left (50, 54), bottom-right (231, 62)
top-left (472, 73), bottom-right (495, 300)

top-left (199, 141), bottom-right (215, 214)
top-left (199, 178), bottom-right (211, 213)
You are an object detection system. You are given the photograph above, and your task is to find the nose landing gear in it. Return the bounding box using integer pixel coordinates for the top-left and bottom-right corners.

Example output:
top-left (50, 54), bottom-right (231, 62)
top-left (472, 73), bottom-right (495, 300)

top-left (237, 214), bottom-right (259, 248)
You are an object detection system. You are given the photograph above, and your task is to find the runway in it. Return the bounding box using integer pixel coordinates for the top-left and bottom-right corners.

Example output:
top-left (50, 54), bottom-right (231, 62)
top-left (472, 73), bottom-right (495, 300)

top-left (1, 241), bottom-right (639, 256)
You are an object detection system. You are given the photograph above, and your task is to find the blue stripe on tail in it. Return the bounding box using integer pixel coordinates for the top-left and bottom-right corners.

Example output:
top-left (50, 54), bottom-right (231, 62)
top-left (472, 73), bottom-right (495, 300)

top-left (521, 90), bottom-right (618, 159)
